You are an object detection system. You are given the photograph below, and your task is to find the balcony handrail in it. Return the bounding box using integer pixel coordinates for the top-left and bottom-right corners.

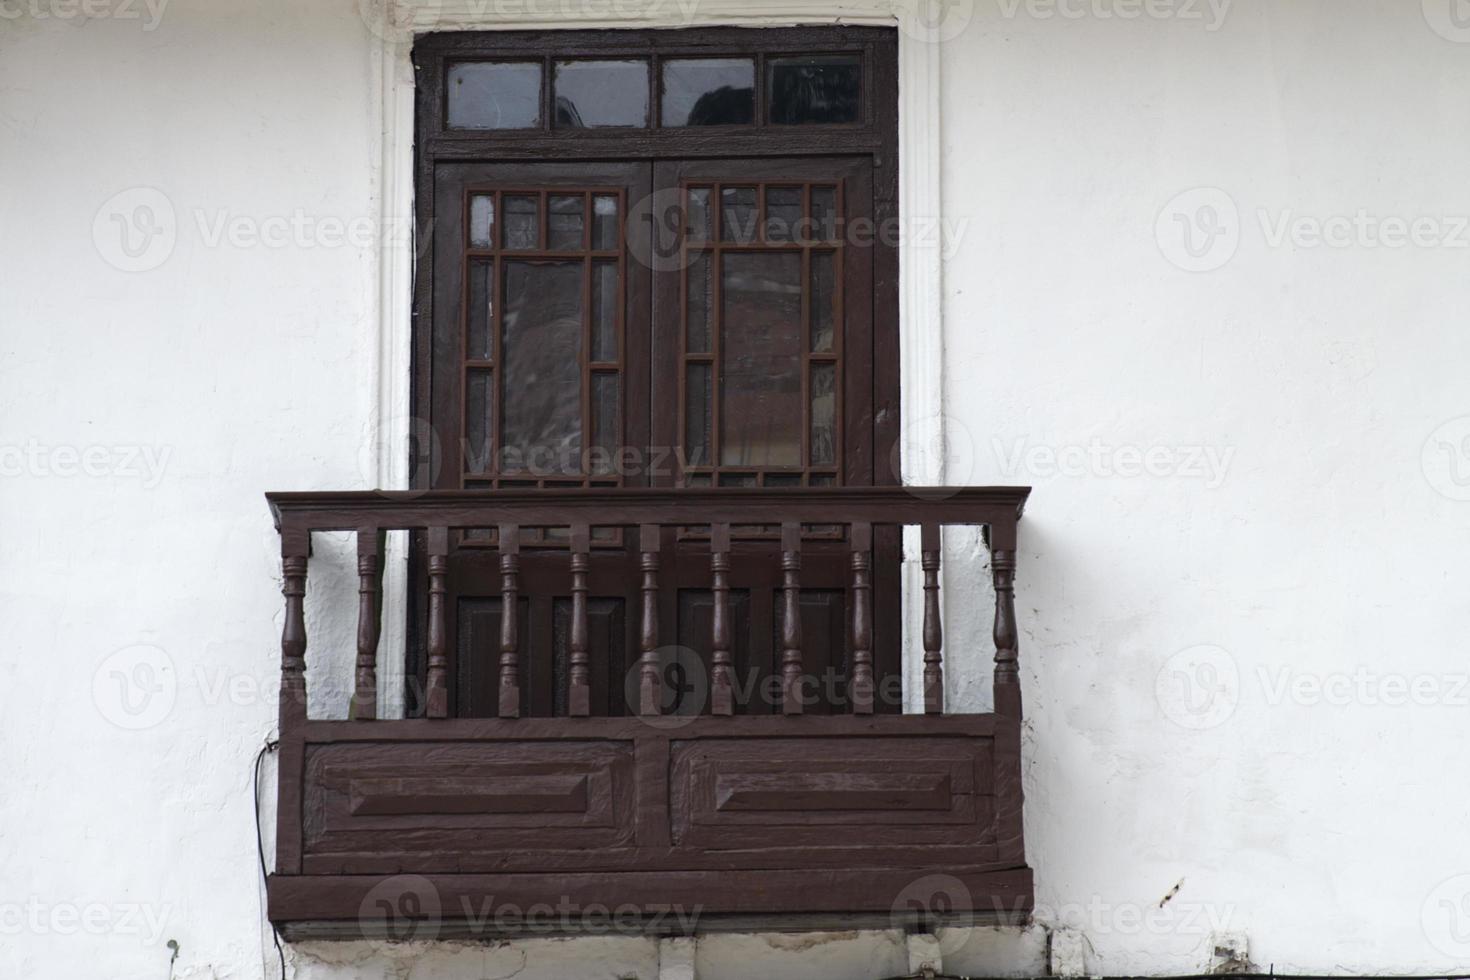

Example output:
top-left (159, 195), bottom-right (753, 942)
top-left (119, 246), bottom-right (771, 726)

top-left (268, 485), bottom-right (1029, 745)
top-left (267, 485), bottom-right (1030, 535)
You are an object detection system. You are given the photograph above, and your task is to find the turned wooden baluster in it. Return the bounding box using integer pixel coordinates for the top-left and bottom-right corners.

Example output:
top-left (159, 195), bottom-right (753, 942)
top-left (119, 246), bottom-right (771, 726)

top-left (710, 523), bottom-right (734, 716)
top-left (992, 539), bottom-right (1021, 719)
top-left (279, 528), bottom-right (309, 731)
top-left (849, 521), bottom-right (874, 715)
top-left (351, 528), bottom-right (381, 721)
top-left (498, 523), bottom-right (522, 718)
top-left (780, 522), bottom-right (804, 715)
top-left (921, 523), bottom-right (944, 715)
top-left (568, 523), bottom-right (591, 718)
top-left (424, 526), bottom-right (450, 719)
top-left (637, 524), bottom-right (662, 716)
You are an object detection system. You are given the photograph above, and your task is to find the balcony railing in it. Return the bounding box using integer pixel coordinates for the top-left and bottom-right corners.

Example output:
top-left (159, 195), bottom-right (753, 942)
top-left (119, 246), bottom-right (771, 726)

top-left (266, 486), bottom-right (1032, 940)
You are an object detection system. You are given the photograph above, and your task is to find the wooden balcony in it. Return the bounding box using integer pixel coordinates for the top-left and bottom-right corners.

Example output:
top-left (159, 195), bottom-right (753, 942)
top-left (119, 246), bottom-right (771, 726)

top-left (265, 486), bottom-right (1033, 940)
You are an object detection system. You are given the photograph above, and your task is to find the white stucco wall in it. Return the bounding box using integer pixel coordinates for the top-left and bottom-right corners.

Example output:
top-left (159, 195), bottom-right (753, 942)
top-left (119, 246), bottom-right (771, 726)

top-left (3, 0), bottom-right (1470, 978)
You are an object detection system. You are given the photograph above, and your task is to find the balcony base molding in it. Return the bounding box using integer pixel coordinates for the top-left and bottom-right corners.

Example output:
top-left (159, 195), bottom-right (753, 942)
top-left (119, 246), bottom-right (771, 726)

top-left (270, 867), bottom-right (1034, 942)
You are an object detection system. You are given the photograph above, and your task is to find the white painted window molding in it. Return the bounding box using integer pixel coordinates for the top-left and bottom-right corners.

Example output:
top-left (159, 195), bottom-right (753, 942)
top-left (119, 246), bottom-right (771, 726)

top-left (364, 0), bottom-right (956, 711)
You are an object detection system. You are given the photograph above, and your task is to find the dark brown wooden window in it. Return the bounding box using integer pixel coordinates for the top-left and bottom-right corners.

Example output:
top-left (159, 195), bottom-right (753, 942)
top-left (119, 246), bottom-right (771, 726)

top-left (411, 28), bottom-right (900, 718)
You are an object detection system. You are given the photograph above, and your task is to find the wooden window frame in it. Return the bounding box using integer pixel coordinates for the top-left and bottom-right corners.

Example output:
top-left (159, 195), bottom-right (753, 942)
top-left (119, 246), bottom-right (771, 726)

top-left (411, 26), bottom-right (900, 492)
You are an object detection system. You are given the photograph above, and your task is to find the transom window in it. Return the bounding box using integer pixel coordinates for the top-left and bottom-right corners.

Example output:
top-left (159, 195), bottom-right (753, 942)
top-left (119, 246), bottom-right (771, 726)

top-left (444, 51), bottom-right (864, 131)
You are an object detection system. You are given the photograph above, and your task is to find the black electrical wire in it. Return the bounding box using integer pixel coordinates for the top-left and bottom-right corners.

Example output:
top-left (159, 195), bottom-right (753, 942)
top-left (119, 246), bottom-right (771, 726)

top-left (253, 737), bottom-right (285, 980)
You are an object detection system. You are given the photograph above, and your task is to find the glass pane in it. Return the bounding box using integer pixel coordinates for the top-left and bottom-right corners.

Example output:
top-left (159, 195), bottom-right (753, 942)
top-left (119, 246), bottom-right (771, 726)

top-left (468, 261), bottom-right (493, 361)
top-left (720, 252), bottom-right (803, 468)
top-left (719, 473), bottom-right (757, 487)
top-left (466, 370), bottom-right (493, 474)
top-left (809, 251), bottom-right (835, 353)
top-left (765, 187), bottom-right (802, 243)
top-left (591, 261), bottom-right (618, 363)
top-left (554, 60), bottom-right (650, 128)
top-left (810, 363), bottom-right (836, 467)
top-left (501, 261), bottom-right (584, 474)
top-left (685, 473), bottom-right (712, 487)
top-left (661, 58), bottom-right (755, 127)
top-left (686, 252), bottom-right (711, 355)
top-left (592, 195), bottom-right (619, 250)
top-left (720, 186), bottom-right (757, 243)
top-left (767, 55), bottom-right (862, 125)
top-left (591, 374), bottom-right (620, 475)
top-left (687, 188), bottom-right (711, 241)
top-left (811, 186), bottom-right (838, 241)
top-left (685, 363), bottom-right (711, 467)
top-left (810, 473), bottom-right (836, 487)
top-left (503, 195), bottom-right (539, 250)
top-left (764, 473), bottom-right (801, 487)
top-left (469, 195), bottom-right (495, 247)
top-left (447, 62), bottom-right (542, 130)
top-left (548, 195), bottom-right (585, 250)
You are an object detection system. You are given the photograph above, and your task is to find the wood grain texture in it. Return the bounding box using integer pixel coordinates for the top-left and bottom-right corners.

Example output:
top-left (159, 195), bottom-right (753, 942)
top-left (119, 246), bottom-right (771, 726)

top-left (352, 528), bottom-right (381, 721)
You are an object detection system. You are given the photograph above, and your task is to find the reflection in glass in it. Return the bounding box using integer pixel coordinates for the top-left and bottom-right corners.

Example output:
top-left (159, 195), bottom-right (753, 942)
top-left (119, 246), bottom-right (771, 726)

top-left (686, 187), bottom-right (711, 241)
top-left (765, 186), bottom-right (802, 242)
top-left (447, 62), bottom-right (542, 129)
top-left (686, 251), bottom-right (711, 355)
top-left (548, 195), bottom-right (585, 250)
top-left (720, 186), bottom-right (757, 243)
top-left (503, 195), bottom-right (539, 250)
top-left (810, 363), bottom-right (836, 466)
top-left (767, 56), bottom-right (861, 125)
top-left (809, 251), bottom-right (835, 353)
top-left (686, 363), bottom-right (711, 467)
top-left (591, 261), bottom-right (618, 363)
top-left (468, 261), bottom-right (493, 360)
top-left (554, 60), bottom-right (650, 128)
top-left (720, 252), bottom-right (803, 468)
top-left (469, 195), bottom-right (495, 247)
top-left (591, 374), bottom-right (620, 474)
top-left (466, 370), bottom-right (493, 474)
top-left (811, 185), bottom-right (838, 240)
top-left (501, 261), bottom-right (583, 473)
top-left (662, 58), bottom-right (755, 126)
top-left (592, 195), bottom-right (619, 250)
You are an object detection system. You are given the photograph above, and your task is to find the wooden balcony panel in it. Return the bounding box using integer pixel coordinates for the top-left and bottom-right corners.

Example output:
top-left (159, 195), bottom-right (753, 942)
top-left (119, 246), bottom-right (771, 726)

top-left (266, 486), bottom-right (1033, 938)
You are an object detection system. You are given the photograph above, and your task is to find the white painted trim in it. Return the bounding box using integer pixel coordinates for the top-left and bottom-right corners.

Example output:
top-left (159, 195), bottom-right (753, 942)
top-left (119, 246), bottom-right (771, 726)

top-left (369, 35), bottom-right (417, 718)
top-left (366, 0), bottom-right (950, 710)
